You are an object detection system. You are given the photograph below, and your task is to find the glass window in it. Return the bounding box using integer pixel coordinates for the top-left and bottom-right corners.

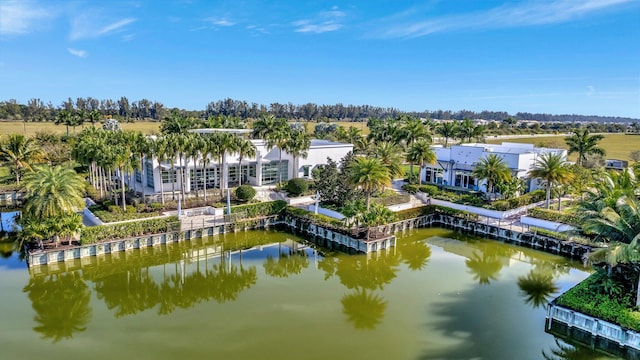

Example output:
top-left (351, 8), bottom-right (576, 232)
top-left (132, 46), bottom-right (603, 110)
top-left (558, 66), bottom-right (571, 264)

top-left (261, 160), bottom-right (288, 185)
top-left (145, 160), bottom-right (154, 187)
top-left (162, 170), bottom-right (177, 184)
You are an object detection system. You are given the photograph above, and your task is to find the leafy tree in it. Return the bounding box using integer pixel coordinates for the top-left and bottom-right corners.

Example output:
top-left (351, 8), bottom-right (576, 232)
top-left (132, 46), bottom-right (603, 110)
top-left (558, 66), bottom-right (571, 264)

top-left (528, 153), bottom-right (573, 209)
top-left (436, 121), bottom-right (458, 147)
top-left (161, 111), bottom-right (193, 134)
top-left (406, 139), bottom-right (436, 185)
top-left (235, 138), bottom-right (255, 186)
top-left (283, 129), bottom-right (311, 179)
top-left (472, 154), bottom-right (512, 200)
top-left (372, 141), bottom-right (404, 180)
top-left (348, 157), bottom-right (391, 210)
top-left (565, 128), bottom-right (606, 166)
top-left (286, 178), bottom-right (309, 197)
top-left (22, 165), bottom-right (85, 218)
top-left (0, 134), bottom-right (44, 184)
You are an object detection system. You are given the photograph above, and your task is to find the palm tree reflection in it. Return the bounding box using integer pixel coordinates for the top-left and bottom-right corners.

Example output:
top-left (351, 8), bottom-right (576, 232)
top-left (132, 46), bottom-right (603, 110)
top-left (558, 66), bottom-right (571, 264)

top-left (465, 251), bottom-right (504, 285)
top-left (341, 289), bottom-right (387, 330)
top-left (23, 272), bottom-right (92, 342)
top-left (517, 266), bottom-right (559, 308)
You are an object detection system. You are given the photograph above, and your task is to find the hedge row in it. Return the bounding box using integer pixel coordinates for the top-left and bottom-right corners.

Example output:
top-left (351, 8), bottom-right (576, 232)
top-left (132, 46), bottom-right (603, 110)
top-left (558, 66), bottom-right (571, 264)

top-left (394, 205), bottom-right (479, 222)
top-left (80, 216), bottom-right (180, 245)
top-left (91, 208), bottom-right (160, 223)
top-left (527, 207), bottom-right (581, 226)
top-left (282, 206), bottom-right (346, 229)
top-left (230, 200), bottom-right (287, 218)
top-left (371, 194), bottom-right (411, 207)
top-left (556, 275), bottom-right (640, 331)
top-left (486, 189), bottom-right (546, 211)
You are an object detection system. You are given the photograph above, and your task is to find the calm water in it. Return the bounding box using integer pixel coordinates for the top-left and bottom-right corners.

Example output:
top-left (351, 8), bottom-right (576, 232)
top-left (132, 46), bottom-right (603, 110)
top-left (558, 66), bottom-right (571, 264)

top-left (0, 228), bottom-right (622, 360)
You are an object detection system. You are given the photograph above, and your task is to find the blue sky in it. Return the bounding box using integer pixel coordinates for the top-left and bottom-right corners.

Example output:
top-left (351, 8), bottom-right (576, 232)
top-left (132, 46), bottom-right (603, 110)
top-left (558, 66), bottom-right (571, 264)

top-left (1, 0), bottom-right (639, 118)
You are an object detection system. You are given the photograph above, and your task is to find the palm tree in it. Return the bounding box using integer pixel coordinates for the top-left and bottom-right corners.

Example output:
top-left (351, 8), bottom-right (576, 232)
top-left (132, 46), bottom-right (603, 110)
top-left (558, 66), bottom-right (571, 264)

top-left (128, 132), bottom-right (151, 200)
top-left (0, 134), bottom-right (44, 185)
top-left (348, 157), bottom-right (391, 210)
top-left (406, 139), bottom-right (436, 185)
top-left (372, 141), bottom-right (404, 180)
top-left (436, 121), bottom-right (458, 147)
top-left (458, 118), bottom-right (475, 143)
top-left (235, 138), bottom-right (256, 186)
top-left (472, 154), bottom-right (512, 200)
top-left (252, 115), bottom-right (290, 184)
top-left (21, 165), bottom-right (85, 218)
top-left (87, 109), bottom-right (101, 127)
top-left (402, 117), bottom-right (431, 179)
top-left (565, 128), bottom-right (606, 166)
top-left (528, 153), bottom-right (573, 209)
top-left (161, 111), bottom-right (193, 135)
top-left (283, 130), bottom-right (311, 179)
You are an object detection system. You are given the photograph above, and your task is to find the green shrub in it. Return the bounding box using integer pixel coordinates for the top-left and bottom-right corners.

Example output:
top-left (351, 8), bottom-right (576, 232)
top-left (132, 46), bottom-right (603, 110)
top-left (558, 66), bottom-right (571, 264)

top-left (556, 274), bottom-right (640, 331)
top-left (371, 194), bottom-right (411, 206)
top-left (527, 207), bottom-right (580, 226)
top-left (80, 216), bottom-right (179, 244)
top-left (149, 202), bottom-right (164, 211)
top-left (124, 205), bottom-right (136, 214)
top-left (287, 178), bottom-right (309, 197)
top-left (282, 206), bottom-right (345, 229)
top-left (231, 200), bottom-right (287, 218)
top-left (402, 184), bottom-right (420, 194)
top-left (235, 185), bottom-right (257, 202)
top-left (107, 205), bottom-right (122, 213)
top-left (418, 185), bottom-right (439, 195)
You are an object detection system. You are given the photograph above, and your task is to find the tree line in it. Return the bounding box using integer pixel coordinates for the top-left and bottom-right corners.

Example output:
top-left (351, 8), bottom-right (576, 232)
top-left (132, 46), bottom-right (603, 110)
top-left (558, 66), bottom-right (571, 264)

top-left (1, 97), bottom-right (637, 124)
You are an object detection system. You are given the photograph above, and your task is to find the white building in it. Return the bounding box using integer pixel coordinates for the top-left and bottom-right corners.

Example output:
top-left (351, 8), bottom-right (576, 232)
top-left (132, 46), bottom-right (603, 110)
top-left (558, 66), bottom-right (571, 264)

top-left (137, 130), bottom-right (353, 197)
top-left (420, 142), bottom-right (567, 194)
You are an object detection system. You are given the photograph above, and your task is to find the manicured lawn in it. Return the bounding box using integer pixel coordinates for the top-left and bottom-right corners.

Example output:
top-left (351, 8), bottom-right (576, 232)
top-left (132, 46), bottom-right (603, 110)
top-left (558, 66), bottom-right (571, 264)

top-left (0, 121), bottom-right (162, 136)
top-left (487, 133), bottom-right (640, 163)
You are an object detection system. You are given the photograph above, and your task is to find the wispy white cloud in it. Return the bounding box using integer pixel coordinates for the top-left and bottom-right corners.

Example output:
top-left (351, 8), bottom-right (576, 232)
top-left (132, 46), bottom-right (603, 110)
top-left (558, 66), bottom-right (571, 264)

top-left (67, 48), bottom-right (88, 58)
top-left (0, 0), bottom-right (51, 36)
top-left (293, 6), bottom-right (346, 34)
top-left (70, 15), bottom-right (136, 40)
top-left (375, 0), bottom-right (635, 38)
top-left (205, 17), bottom-right (235, 27)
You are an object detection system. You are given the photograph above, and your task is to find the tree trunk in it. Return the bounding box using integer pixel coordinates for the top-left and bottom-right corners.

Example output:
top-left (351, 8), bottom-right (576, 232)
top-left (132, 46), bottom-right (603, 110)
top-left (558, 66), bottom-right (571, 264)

top-left (545, 184), bottom-right (551, 209)
top-left (120, 166), bottom-right (127, 211)
top-left (238, 155), bottom-right (243, 186)
top-left (140, 156), bottom-right (146, 201)
top-left (203, 161), bottom-right (208, 203)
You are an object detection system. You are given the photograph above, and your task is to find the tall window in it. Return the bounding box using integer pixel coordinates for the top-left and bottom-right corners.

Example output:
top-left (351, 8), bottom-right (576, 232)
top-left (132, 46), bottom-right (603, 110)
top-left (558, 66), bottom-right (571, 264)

top-left (424, 168), bottom-right (443, 184)
top-left (190, 168), bottom-right (217, 190)
top-left (145, 160), bottom-right (154, 187)
top-left (261, 160), bottom-right (288, 185)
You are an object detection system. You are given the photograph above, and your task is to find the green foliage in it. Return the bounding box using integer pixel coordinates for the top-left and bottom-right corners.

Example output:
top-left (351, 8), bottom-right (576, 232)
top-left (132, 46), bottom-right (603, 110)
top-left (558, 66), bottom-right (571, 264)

top-left (235, 185), bottom-right (256, 202)
top-left (527, 207), bottom-right (580, 226)
top-left (286, 178), bottom-right (309, 197)
top-left (371, 194), bottom-right (411, 207)
top-left (80, 216), bottom-right (179, 244)
top-left (556, 274), bottom-right (640, 331)
top-left (282, 206), bottom-right (346, 229)
top-left (230, 200), bottom-right (287, 218)
top-left (149, 202), bottom-right (163, 211)
top-left (487, 189), bottom-right (546, 211)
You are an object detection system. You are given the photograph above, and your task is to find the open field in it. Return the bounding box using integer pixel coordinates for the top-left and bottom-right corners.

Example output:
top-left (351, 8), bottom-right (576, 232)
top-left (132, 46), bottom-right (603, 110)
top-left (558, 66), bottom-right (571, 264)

top-left (0, 121), bottom-right (162, 137)
top-left (486, 133), bottom-right (640, 162)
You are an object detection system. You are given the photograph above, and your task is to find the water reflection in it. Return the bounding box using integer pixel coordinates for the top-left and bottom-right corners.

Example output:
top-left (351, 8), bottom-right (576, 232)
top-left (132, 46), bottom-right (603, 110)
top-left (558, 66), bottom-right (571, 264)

top-left (542, 338), bottom-right (606, 360)
top-left (16, 229), bottom-right (614, 358)
top-left (23, 272), bottom-right (92, 342)
top-left (263, 243), bottom-right (309, 278)
top-left (518, 261), bottom-right (562, 309)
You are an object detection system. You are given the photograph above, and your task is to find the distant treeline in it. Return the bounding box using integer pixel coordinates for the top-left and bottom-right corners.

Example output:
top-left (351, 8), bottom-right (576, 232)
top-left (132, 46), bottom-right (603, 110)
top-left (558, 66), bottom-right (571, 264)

top-left (0, 97), bottom-right (637, 123)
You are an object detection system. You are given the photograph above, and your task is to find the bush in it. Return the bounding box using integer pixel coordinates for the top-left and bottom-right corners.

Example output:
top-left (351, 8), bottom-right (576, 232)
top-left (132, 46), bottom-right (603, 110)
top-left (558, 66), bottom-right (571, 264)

top-left (231, 200), bottom-right (287, 218)
top-left (527, 207), bottom-right (580, 226)
top-left (556, 274), bottom-right (640, 331)
top-left (287, 178), bottom-right (309, 197)
top-left (235, 185), bottom-right (256, 202)
top-left (371, 194), bottom-right (411, 206)
top-left (80, 216), bottom-right (179, 244)
top-left (149, 202), bottom-right (164, 211)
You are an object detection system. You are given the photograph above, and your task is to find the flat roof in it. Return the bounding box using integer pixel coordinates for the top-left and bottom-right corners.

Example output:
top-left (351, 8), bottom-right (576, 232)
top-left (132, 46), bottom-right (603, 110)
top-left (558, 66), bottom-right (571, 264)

top-left (189, 128), bottom-right (252, 134)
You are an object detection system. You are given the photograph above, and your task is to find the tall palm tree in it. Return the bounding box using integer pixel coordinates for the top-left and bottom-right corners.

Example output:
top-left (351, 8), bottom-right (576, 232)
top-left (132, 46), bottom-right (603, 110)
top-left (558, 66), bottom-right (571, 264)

top-left (472, 154), bottom-right (512, 200)
top-left (458, 118), bottom-right (476, 143)
top-left (161, 111), bottom-right (193, 135)
top-left (211, 132), bottom-right (240, 197)
top-left (565, 128), bottom-right (606, 166)
top-left (252, 115), bottom-right (290, 184)
top-left (235, 138), bottom-right (256, 186)
top-left (21, 165), bottom-right (85, 217)
top-left (348, 157), bottom-right (391, 210)
top-left (372, 141), bottom-right (405, 180)
top-left (0, 134), bottom-right (44, 185)
top-left (402, 117), bottom-right (431, 178)
top-left (528, 153), bottom-right (573, 209)
top-left (128, 132), bottom-right (151, 200)
top-left (406, 139), bottom-right (437, 185)
top-left (283, 130), bottom-right (311, 179)
top-left (436, 121), bottom-right (458, 147)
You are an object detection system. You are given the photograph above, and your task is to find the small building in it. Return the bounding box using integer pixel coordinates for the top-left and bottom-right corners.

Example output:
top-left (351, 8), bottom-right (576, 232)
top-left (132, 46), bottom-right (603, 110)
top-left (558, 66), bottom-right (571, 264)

top-left (420, 142), bottom-right (567, 194)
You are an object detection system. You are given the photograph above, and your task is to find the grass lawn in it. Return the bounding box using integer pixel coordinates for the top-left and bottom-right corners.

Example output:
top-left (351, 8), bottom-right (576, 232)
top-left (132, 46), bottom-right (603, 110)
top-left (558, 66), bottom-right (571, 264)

top-left (486, 133), bottom-right (640, 163)
top-left (0, 121), bottom-right (162, 137)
